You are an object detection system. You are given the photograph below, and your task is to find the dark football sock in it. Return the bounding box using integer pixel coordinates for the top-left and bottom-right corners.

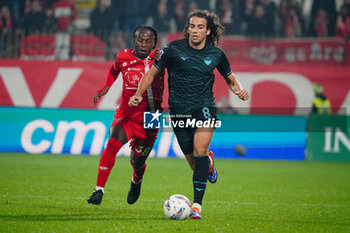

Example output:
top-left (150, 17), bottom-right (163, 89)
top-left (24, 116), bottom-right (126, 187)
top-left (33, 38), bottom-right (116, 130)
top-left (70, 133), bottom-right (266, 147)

top-left (193, 156), bottom-right (209, 205)
top-left (130, 160), bottom-right (146, 183)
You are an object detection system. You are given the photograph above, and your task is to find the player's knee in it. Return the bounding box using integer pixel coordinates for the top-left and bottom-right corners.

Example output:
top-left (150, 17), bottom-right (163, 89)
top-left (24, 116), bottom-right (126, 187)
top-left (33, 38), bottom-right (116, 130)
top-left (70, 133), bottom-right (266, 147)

top-left (106, 137), bottom-right (122, 149)
top-left (109, 125), bottom-right (128, 144)
top-left (193, 147), bottom-right (208, 156)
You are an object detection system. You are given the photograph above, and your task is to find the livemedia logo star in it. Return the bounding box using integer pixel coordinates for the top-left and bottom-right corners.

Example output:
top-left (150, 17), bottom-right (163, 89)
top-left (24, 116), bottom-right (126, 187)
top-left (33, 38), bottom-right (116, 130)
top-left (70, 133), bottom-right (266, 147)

top-left (143, 110), bottom-right (162, 129)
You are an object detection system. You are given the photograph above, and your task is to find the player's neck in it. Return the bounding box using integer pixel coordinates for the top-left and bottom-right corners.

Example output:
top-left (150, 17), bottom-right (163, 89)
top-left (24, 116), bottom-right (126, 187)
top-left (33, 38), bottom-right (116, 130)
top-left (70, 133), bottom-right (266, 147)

top-left (132, 49), bottom-right (146, 60)
top-left (189, 39), bottom-right (206, 50)
top-left (135, 54), bottom-right (147, 60)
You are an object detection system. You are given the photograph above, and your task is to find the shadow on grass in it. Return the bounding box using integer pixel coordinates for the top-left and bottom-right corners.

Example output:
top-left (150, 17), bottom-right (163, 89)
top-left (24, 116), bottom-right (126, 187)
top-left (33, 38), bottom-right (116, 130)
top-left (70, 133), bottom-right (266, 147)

top-left (0, 213), bottom-right (165, 222)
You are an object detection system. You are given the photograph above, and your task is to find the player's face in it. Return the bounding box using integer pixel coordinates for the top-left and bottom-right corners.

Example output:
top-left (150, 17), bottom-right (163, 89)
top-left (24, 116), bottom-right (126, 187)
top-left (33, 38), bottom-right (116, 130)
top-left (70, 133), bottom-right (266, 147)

top-left (188, 16), bottom-right (211, 48)
top-left (134, 29), bottom-right (155, 59)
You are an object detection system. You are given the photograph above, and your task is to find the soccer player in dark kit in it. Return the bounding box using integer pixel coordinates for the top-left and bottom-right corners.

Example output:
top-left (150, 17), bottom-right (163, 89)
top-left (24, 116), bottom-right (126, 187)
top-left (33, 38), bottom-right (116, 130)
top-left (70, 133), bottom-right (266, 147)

top-left (129, 10), bottom-right (249, 219)
top-left (87, 26), bottom-right (164, 205)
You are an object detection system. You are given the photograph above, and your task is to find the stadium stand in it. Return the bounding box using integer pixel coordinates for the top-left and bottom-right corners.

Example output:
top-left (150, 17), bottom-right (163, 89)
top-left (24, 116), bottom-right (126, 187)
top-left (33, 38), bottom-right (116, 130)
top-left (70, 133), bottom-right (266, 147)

top-left (0, 0), bottom-right (349, 61)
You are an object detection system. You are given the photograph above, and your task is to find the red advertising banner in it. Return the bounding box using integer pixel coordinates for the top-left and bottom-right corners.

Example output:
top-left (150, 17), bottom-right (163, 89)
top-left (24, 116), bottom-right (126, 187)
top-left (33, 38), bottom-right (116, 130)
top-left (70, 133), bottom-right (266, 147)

top-left (0, 59), bottom-right (349, 114)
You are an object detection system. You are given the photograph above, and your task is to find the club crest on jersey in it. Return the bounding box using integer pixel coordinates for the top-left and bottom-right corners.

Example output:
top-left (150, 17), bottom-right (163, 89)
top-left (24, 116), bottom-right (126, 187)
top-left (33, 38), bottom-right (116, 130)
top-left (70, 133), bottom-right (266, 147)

top-left (204, 57), bottom-right (212, 65)
top-left (128, 75), bottom-right (140, 85)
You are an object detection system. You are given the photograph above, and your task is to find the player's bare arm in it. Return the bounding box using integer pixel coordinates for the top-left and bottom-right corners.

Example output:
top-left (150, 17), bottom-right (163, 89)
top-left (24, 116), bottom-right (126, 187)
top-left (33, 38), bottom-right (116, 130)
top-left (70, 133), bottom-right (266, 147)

top-left (93, 87), bottom-right (110, 105)
top-left (128, 66), bottom-right (161, 106)
top-left (224, 73), bottom-right (249, 101)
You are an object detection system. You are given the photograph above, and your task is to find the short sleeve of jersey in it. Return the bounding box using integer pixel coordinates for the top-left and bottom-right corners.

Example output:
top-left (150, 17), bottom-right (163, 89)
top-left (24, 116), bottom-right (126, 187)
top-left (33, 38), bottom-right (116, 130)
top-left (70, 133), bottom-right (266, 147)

top-left (216, 50), bottom-right (232, 77)
top-left (154, 44), bottom-right (171, 70)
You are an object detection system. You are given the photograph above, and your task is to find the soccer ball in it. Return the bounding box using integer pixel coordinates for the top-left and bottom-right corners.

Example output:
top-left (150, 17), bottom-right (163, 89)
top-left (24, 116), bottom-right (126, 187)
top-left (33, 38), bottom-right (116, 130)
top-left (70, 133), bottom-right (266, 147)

top-left (163, 194), bottom-right (191, 220)
top-left (234, 144), bottom-right (247, 156)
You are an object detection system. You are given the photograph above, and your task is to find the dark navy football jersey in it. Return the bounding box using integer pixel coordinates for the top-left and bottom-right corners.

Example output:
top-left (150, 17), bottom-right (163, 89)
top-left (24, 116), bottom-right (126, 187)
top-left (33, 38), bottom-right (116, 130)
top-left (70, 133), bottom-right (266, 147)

top-left (154, 39), bottom-right (232, 114)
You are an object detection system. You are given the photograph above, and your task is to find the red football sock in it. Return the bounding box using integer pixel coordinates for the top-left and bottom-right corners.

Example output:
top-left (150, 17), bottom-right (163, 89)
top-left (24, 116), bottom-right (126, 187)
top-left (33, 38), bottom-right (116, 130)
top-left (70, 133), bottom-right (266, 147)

top-left (130, 160), bottom-right (146, 183)
top-left (96, 138), bottom-right (122, 187)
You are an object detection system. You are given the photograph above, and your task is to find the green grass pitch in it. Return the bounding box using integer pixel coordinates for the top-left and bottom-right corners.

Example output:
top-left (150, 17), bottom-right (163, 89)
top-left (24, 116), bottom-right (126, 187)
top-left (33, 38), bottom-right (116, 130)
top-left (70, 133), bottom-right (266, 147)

top-left (0, 153), bottom-right (349, 233)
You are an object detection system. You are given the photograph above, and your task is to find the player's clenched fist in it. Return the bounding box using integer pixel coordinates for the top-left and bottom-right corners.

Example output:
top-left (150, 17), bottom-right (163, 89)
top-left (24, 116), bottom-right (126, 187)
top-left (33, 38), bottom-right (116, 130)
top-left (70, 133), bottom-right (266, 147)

top-left (128, 96), bottom-right (143, 107)
top-left (234, 89), bottom-right (249, 101)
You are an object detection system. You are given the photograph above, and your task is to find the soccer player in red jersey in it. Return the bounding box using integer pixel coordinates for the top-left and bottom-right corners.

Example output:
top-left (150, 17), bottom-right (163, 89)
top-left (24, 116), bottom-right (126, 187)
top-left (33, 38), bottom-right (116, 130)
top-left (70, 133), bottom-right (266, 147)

top-left (87, 26), bottom-right (164, 205)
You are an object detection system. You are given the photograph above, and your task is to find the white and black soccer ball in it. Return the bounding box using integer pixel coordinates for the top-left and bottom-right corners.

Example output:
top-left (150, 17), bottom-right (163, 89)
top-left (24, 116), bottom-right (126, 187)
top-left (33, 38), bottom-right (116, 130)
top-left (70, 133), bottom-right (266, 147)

top-left (163, 194), bottom-right (191, 220)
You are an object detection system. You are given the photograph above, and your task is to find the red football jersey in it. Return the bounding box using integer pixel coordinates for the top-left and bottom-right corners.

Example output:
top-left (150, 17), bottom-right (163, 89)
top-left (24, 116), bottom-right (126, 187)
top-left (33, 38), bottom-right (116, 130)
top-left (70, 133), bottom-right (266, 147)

top-left (98, 49), bottom-right (164, 120)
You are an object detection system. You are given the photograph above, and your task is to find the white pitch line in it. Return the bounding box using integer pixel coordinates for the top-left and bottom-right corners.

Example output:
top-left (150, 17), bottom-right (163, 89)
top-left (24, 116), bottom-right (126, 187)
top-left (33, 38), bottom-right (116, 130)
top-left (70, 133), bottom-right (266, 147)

top-left (1, 194), bottom-right (349, 208)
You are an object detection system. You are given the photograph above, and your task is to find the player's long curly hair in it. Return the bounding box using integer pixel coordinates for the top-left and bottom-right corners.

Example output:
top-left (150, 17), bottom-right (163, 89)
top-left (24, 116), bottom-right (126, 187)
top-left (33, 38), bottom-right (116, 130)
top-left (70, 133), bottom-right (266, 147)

top-left (183, 10), bottom-right (225, 47)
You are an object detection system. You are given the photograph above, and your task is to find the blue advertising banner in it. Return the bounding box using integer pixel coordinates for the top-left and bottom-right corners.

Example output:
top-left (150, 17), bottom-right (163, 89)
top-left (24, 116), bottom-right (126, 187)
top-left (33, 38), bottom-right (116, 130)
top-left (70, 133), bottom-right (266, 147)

top-left (0, 107), bottom-right (306, 160)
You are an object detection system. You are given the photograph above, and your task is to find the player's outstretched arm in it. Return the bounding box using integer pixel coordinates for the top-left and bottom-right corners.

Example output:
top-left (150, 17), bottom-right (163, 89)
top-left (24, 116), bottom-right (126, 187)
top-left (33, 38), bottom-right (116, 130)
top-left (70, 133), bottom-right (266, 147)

top-left (224, 73), bottom-right (249, 101)
top-left (94, 87), bottom-right (109, 105)
top-left (129, 66), bottom-right (161, 107)
top-left (94, 65), bottom-right (119, 105)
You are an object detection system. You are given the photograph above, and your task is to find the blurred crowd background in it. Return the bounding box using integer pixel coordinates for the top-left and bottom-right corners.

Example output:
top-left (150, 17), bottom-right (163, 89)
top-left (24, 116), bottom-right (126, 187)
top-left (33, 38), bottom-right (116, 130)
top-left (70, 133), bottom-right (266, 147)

top-left (1, 0), bottom-right (349, 60)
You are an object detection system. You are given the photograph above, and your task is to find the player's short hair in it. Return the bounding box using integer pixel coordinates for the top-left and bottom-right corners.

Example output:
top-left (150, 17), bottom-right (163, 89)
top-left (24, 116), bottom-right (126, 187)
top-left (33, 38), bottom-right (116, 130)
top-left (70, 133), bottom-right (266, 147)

top-left (133, 25), bottom-right (158, 48)
top-left (183, 10), bottom-right (225, 46)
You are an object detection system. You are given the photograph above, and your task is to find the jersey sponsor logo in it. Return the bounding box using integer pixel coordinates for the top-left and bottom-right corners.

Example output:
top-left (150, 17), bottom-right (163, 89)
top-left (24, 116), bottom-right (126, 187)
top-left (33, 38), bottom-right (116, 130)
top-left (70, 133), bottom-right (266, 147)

top-left (143, 110), bottom-right (161, 129)
top-left (204, 57), bottom-right (212, 65)
top-left (127, 67), bottom-right (141, 71)
top-left (180, 56), bottom-right (188, 61)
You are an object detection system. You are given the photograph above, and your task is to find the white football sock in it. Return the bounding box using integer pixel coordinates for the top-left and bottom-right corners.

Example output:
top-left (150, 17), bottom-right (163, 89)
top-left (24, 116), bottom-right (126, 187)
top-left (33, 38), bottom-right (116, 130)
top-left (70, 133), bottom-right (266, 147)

top-left (95, 186), bottom-right (104, 193)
